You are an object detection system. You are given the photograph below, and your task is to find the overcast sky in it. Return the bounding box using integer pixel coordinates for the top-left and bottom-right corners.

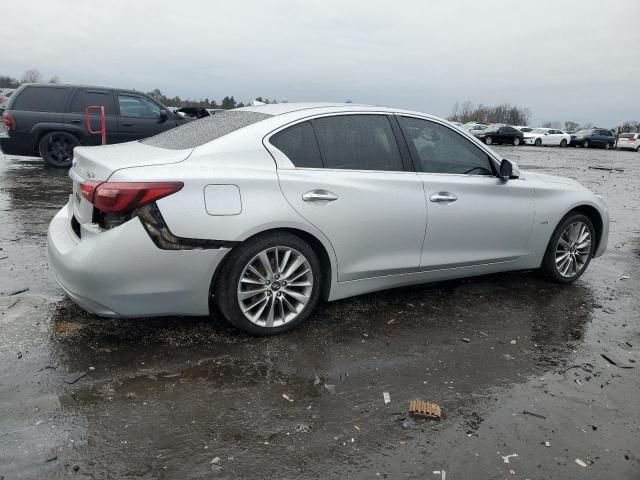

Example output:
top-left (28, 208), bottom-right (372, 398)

top-left (2, 0), bottom-right (638, 126)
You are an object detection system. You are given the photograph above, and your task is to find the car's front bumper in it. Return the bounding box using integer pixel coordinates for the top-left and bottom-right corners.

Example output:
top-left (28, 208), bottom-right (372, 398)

top-left (47, 200), bottom-right (230, 317)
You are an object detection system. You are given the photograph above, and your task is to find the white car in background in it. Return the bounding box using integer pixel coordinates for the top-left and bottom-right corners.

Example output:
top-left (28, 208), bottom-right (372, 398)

top-left (524, 128), bottom-right (571, 147)
top-left (461, 123), bottom-right (488, 135)
top-left (515, 126), bottom-right (534, 134)
top-left (617, 133), bottom-right (640, 152)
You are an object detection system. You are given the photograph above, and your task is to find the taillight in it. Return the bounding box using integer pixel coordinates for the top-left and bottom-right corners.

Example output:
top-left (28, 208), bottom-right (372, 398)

top-left (85, 181), bottom-right (184, 213)
top-left (80, 180), bottom-right (102, 202)
top-left (3, 112), bottom-right (15, 130)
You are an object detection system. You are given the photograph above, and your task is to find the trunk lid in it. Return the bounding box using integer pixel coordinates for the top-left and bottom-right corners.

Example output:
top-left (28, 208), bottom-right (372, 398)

top-left (69, 141), bottom-right (192, 225)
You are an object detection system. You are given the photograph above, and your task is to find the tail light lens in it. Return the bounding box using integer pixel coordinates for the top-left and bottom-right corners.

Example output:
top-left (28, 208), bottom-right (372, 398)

top-left (3, 112), bottom-right (16, 130)
top-left (80, 181), bottom-right (184, 213)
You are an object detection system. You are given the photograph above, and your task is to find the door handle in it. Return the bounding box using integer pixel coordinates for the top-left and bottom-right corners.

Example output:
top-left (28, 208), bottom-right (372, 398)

top-left (122, 122), bottom-right (133, 127)
top-left (302, 189), bottom-right (338, 203)
top-left (430, 192), bottom-right (457, 203)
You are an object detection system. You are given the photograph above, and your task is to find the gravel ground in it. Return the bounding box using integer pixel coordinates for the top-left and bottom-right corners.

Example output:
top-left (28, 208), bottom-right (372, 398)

top-left (0, 146), bottom-right (638, 479)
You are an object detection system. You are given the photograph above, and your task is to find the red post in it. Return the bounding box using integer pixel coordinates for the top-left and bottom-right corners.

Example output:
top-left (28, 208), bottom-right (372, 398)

top-left (84, 105), bottom-right (107, 145)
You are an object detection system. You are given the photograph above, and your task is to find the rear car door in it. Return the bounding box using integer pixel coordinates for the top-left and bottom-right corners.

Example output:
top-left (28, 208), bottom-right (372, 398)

top-left (116, 93), bottom-right (174, 142)
top-left (270, 113), bottom-right (426, 282)
top-left (397, 116), bottom-right (534, 269)
top-left (65, 88), bottom-right (117, 146)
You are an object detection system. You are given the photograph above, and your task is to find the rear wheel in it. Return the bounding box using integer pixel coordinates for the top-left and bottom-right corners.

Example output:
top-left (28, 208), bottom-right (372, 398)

top-left (534, 138), bottom-right (542, 147)
top-left (214, 232), bottom-right (321, 335)
top-left (560, 139), bottom-right (567, 147)
top-left (604, 142), bottom-right (612, 150)
top-left (39, 132), bottom-right (79, 168)
top-left (484, 136), bottom-right (493, 145)
top-left (541, 213), bottom-right (595, 283)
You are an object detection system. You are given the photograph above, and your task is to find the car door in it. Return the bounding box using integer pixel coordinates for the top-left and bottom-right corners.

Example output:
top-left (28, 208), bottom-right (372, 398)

top-left (65, 88), bottom-right (118, 146)
top-left (397, 115), bottom-right (535, 270)
top-left (116, 93), bottom-right (173, 142)
top-left (546, 129), bottom-right (560, 145)
top-left (271, 114), bottom-right (426, 282)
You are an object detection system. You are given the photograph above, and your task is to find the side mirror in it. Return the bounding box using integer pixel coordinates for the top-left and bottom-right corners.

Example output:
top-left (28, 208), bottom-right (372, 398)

top-left (499, 159), bottom-right (519, 181)
top-left (158, 110), bottom-right (169, 123)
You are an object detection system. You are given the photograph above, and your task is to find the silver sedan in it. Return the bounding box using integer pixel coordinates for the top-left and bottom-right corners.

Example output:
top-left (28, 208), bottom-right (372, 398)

top-left (47, 103), bottom-right (609, 335)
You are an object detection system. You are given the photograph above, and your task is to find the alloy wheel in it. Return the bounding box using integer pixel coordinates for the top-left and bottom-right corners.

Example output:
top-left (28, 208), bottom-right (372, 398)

top-left (555, 221), bottom-right (592, 278)
top-left (46, 134), bottom-right (74, 165)
top-left (237, 246), bottom-right (313, 328)
top-left (485, 136), bottom-right (492, 145)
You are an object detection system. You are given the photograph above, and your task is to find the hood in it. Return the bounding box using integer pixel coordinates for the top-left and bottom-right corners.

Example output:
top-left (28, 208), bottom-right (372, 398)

top-left (525, 171), bottom-right (582, 187)
top-left (70, 141), bottom-right (193, 182)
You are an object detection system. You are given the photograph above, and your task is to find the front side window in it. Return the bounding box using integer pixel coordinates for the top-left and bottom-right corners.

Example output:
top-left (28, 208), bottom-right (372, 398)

top-left (270, 121), bottom-right (322, 168)
top-left (312, 115), bottom-right (403, 171)
top-left (399, 116), bottom-right (494, 176)
top-left (118, 95), bottom-right (162, 118)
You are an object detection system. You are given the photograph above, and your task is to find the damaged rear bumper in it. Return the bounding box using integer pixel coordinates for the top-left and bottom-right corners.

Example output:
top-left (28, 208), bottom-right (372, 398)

top-left (47, 201), bottom-right (231, 318)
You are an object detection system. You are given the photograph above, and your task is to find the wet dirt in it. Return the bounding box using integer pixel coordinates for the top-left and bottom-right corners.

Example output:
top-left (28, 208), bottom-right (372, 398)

top-left (0, 147), bottom-right (638, 479)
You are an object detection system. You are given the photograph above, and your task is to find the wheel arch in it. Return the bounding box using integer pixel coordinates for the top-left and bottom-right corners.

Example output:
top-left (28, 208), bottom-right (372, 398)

top-left (209, 226), bottom-right (336, 306)
top-left (565, 204), bottom-right (604, 253)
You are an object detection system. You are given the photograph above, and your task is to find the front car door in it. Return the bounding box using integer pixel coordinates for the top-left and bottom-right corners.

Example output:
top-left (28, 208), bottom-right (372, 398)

top-left (65, 88), bottom-right (117, 145)
top-left (268, 113), bottom-right (426, 282)
top-left (116, 93), bottom-right (174, 142)
top-left (397, 115), bottom-right (535, 270)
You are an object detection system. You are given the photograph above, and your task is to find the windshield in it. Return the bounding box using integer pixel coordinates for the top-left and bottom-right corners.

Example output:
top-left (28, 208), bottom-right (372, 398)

top-left (484, 125), bottom-right (500, 132)
top-left (575, 129), bottom-right (593, 136)
top-left (520, 127), bottom-right (533, 132)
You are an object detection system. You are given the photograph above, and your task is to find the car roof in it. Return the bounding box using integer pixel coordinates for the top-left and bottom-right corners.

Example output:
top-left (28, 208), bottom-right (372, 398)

top-left (17, 83), bottom-right (147, 95)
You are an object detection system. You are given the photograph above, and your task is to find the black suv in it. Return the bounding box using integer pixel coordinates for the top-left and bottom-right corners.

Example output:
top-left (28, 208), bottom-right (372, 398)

top-left (570, 128), bottom-right (615, 149)
top-left (0, 84), bottom-right (190, 167)
top-left (473, 124), bottom-right (524, 146)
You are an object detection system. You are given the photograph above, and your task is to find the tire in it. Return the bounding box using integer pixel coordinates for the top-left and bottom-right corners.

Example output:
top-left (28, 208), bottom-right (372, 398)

top-left (604, 143), bottom-right (611, 150)
top-left (39, 131), bottom-right (79, 168)
top-left (484, 136), bottom-right (493, 145)
top-left (534, 138), bottom-right (542, 147)
top-left (541, 213), bottom-right (595, 284)
top-left (214, 232), bottom-right (322, 335)
top-left (582, 140), bottom-right (590, 148)
top-left (513, 137), bottom-right (521, 146)
top-left (560, 139), bottom-right (567, 147)
top-left (636, 146), bottom-right (640, 153)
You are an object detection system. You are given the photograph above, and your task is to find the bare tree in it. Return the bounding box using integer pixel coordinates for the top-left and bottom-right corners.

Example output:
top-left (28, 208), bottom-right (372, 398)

top-left (21, 69), bottom-right (42, 83)
top-left (541, 121), bottom-right (562, 129)
top-left (448, 101), bottom-right (530, 125)
top-left (564, 121), bottom-right (579, 132)
top-left (48, 76), bottom-right (61, 84)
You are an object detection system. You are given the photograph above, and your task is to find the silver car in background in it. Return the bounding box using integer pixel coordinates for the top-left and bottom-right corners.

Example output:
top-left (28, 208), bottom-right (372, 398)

top-left (47, 103), bottom-right (609, 335)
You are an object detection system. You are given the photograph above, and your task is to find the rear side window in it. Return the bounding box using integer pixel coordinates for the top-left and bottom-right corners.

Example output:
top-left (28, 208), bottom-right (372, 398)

top-left (70, 89), bottom-right (116, 114)
top-left (12, 86), bottom-right (68, 112)
top-left (312, 115), bottom-right (403, 171)
top-left (141, 110), bottom-right (273, 150)
top-left (399, 116), bottom-right (494, 175)
top-left (270, 121), bottom-right (322, 168)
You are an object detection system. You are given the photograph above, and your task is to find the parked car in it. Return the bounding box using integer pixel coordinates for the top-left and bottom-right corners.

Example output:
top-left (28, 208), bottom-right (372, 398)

top-left (523, 128), bottom-right (571, 147)
top-left (461, 123), bottom-right (488, 135)
top-left (0, 88), bottom-right (15, 114)
top-left (46, 103), bottom-right (609, 335)
top-left (0, 84), bottom-right (191, 167)
top-left (473, 124), bottom-right (524, 145)
top-left (617, 133), bottom-right (640, 151)
top-left (515, 126), bottom-right (534, 133)
top-left (570, 128), bottom-right (615, 149)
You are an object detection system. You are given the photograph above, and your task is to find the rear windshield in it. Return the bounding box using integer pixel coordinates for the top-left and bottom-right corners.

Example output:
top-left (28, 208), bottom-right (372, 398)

top-left (141, 110), bottom-right (273, 150)
top-left (11, 86), bottom-right (69, 112)
top-left (620, 133), bottom-right (635, 138)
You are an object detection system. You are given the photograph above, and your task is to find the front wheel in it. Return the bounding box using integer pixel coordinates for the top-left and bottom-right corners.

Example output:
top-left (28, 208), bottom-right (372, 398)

top-left (541, 213), bottom-right (595, 283)
top-left (560, 139), bottom-right (567, 147)
top-left (214, 232), bottom-right (321, 335)
top-left (513, 137), bottom-right (521, 146)
top-left (534, 138), bottom-right (542, 147)
top-left (39, 132), bottom-right (79, 168)
top-left (484, 136), bottom-right (493, 145)
top-left (582, 140), bottom-right (590, 148)
top-left (605, 143), bottom-right (612, 150)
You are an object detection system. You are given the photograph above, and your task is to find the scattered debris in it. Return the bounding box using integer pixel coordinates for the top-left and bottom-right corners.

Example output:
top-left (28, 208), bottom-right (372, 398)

top-left (282, 393), bottom-right (294, 402)
top-left (502, 453), bottom-right (518, 464)
top-left (620, 275), bottom-right (630, 280)
top-left (294, 423), bottom-right (311, 433)
top-left (503, 354), bottom-right (515, 360)
top-left (324, 384), bottom-right (336, 394)
top-left (588, 166), bottom-right (624, 172)
top-left (383, 392), bottom-right (391, 404)
top-left (510, 339), bottom-right (517, 345)
top-left (0, 255), bottom-right (8, 260)
top-left (210, 457), bottom-right (221, 465)
top-left (601, 353), bottom-right (634, 369)
top-left (45, 454), bottom-right (58, 462)
top-left (432, 470), bottom-right (446, 479)
top-left (575, 458), bottom-right (588, 467)
top-left (461, 337), bottom-right (470, 343)
top-left (17, 352), bottom-right (22, 359)
top-left (625, 341), bottom-right (633, 348)
top-left (354, 425), bottom-right (361, 431)
top-left (88, 366), bottom-right (95, 371)
top-left (8, 288), bottom-right (29, 296)
top-left (313, 374), bottom-right (321, 385)
top-left (409, 400), bottom-right (442, 420)
top-left (560, 363), bottom-right (593, 374)
top-left (545, 441), bottom-right (551, 447)
top-left (64, 371), bottom-right (88, 385)
top-left (73, 465), bottom-right (80, 472)
top-left (522, 410), bottom-right (546, 420)
top-left (387, 319), bottom-right (396, 324)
